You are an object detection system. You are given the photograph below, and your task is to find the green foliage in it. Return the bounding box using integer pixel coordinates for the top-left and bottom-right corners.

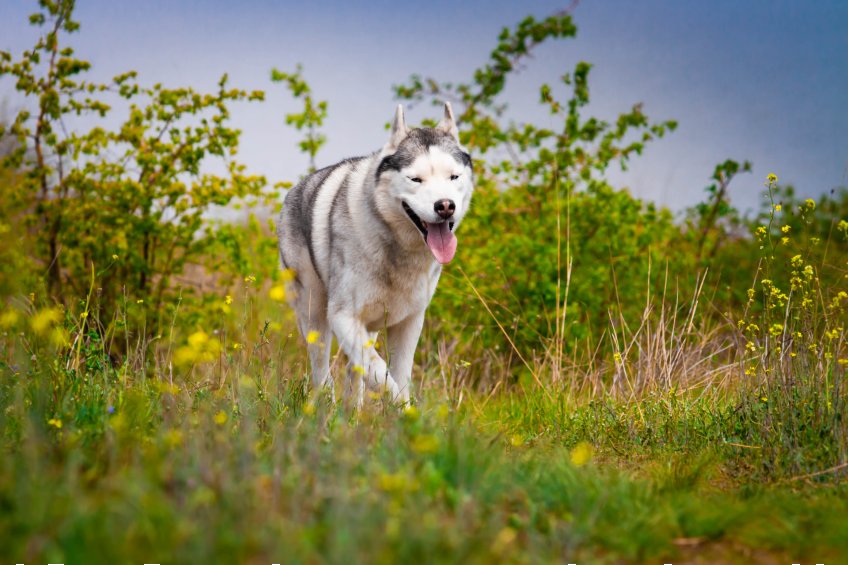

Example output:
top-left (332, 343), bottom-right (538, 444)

top-left (687, 158), bottom-right (752, 263)
top-left (0, 1), bottom-right (270, 336)
top-left (271, 65), bottom-right (328, 173)
top-left (395, 12), bottom-right (682, 366)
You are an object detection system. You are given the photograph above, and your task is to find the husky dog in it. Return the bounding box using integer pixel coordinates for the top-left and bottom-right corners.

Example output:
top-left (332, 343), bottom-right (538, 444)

top-left (277, 103), bottom-right (473, 405)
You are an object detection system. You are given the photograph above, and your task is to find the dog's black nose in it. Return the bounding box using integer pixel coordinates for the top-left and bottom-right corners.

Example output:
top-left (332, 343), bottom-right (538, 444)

top-left (434, 199), bottom-right (456, 219)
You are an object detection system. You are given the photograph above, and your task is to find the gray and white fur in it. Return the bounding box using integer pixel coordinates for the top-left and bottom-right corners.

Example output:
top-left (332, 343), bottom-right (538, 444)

top-left (277, 102), bottom-right (473, 406)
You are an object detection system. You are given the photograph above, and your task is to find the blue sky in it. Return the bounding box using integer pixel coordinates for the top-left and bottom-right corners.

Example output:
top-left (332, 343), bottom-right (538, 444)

top-left (2, 0), bottom-right (847, 213)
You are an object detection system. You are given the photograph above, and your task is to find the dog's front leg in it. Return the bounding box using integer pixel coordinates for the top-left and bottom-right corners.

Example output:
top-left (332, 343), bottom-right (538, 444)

top-left (329, 310), bottom-right (400, 406)
top-left (387, 310), bottom-right (425, 404)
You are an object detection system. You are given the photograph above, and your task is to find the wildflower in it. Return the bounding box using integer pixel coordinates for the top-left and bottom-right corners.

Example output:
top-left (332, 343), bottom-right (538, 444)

top-left (80, 311), bottom-right (88, 320)
top-left (136, 299), bottom-right (144, 304)
top-left (767, 173), bottom-right (778, 184)
top-left (838, 359), bottom-right (848, 366)
top-left (570, 441), bottom-right (593, 467)
top-left (491, 527), bottom-right (518, 552)
top-left (774, 204), bottom-right (782, 212)
top-left (302, 403), bottom-right (316, 416)
top-left (411, 434), bottom-right (439, 454)
top-left (164, 429), bottom-right (183, 448)
top-left (225, 295), bottom-right (233, 305)
top-left (213, 411), bottom-right (228, 425)
top-left (47, 418), bottom-right (62, 429)
top-left (364, 338), bottom-right (376, 348)
top-left (189, 331), bottom-right (210, 348)
top-left (0, 310), bottom-right (19, 329)
top-left (781, 225), bottom-right (791, 234)
top-left (268, 285), bottom-right (286, 302)
top-left (781, 237), bottom-right (789, 245)
top-left (804, 198), bottom-right (816, 210)
top-left (306, 330), bottom-right (320, 344)
top-left (107, 405), bottom-right (115, 414)
top-left (244, 275), bottom-right (256, 284)
top-left (232, 343), bottom-right (243, 351)
top-left (613, 351), bottom-right (622, 363)
top-left (509, 434), bottom-right (524, 447)
top-left (403, 405), bottom-right (420, 421)
top-left (30, 308), bottom-right (62, 335)
top-left (50, 328), bottom-right (69, 347)
top-left (112, 254), bottom-right (119, 260)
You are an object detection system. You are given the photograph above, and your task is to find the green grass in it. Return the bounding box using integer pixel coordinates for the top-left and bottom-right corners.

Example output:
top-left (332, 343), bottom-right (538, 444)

top-left (2, 355), bottom-right (846, 564)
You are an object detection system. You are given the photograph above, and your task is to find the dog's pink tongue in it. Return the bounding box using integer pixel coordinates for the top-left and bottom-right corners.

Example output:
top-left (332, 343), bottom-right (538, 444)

top-left (426, 222), bottom-right (457, 264)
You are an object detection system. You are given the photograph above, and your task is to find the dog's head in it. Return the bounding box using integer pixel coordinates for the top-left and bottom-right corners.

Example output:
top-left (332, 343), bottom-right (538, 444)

top-left (375, 103), bottom-right (474, 264)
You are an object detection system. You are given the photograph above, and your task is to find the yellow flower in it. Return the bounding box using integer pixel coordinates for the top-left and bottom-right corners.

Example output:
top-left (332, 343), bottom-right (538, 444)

top-left (570, 441), bottom-right (593, 467)
top-left (213, 411), bottom-right (228, 425)
top-left (781, 225), bottom-right (791, 234)
top-left (774, 204), bottom-right (782, 212)
top-left (269, 285), bottom-right (286, 302)
top-left (30, 307), bottom-right (62, 335)
top-left (403, 405), bottom-right (420, 421)
top-left (767, 173), bottom-right (778, 184)
top-left (781, 237), bottom-right (789, 245)
top-left (225, 295), bottom-right (233, 305)
top-left (111, 254), bottom-right (119, 260)
top-left (306, 330), bottom-right (320, 344)
top-left (0, 309), bottom-right (19, 329)
top-left (232, 343), bottom-right (243, 351)
top-left (364, 338), bottom-right (376, 348)
top-left (410, 434), bottom-right (439, 454)
top-left (188, 331), bottom-right (210, 348)
top-left (136, 299), bottom-right (144, 304)
top-left (244, 275), bottom-right (256, 284)
top-left (47, 418), bottom-right (63, 429)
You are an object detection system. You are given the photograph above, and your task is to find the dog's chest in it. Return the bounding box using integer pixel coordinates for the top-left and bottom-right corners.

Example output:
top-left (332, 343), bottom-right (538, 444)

top-left (356, 262), bottom-right (440, 330)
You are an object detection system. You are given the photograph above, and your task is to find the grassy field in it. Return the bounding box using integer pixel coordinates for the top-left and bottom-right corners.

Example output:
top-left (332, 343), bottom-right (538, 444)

top-left (1, 292), bottom-right (846, 564)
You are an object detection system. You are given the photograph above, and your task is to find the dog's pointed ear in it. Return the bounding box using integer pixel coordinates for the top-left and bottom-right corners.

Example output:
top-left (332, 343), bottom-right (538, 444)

top-left (386, 104), bottom-right (408, 152)
top-left (437, 101), bottom-right (459, 141)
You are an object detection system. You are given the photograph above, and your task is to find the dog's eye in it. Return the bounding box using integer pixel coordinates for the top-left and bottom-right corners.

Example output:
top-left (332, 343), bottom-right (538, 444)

top-left (450, 174), bottom-right (459, 181)
top-left (409, 177), bottom-right (423, 183)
